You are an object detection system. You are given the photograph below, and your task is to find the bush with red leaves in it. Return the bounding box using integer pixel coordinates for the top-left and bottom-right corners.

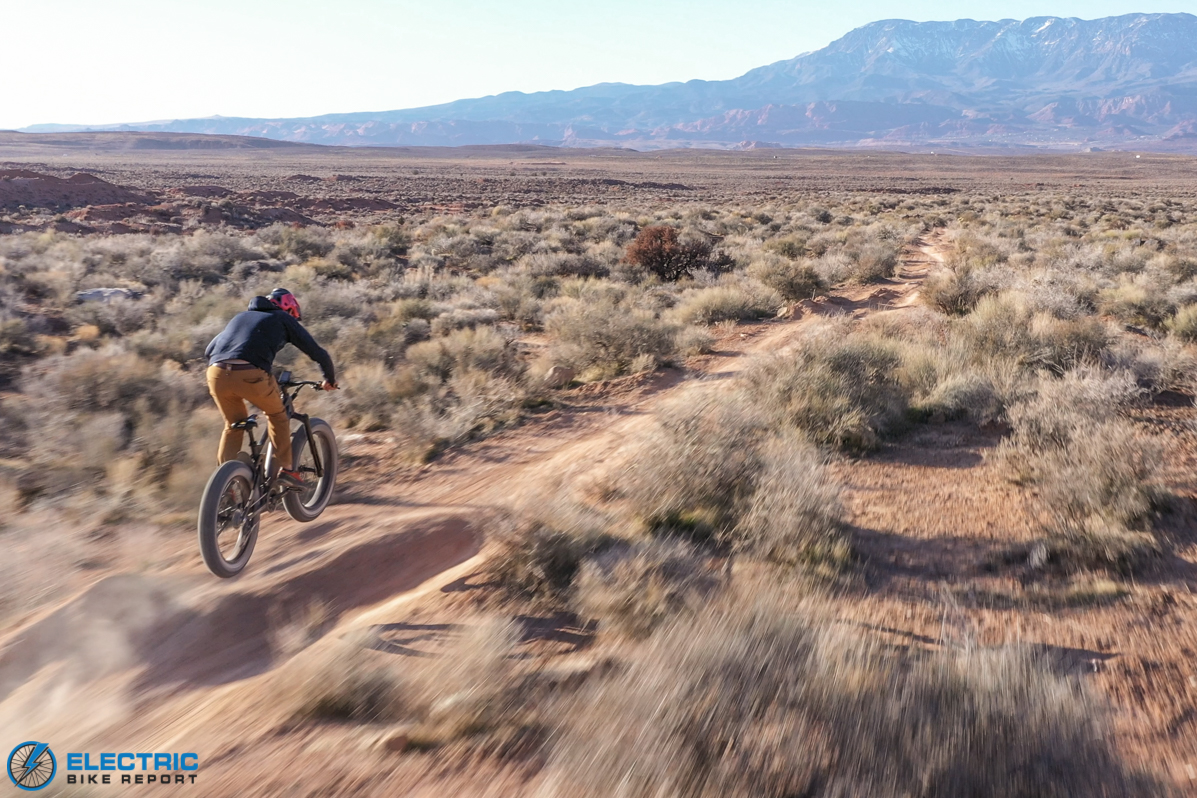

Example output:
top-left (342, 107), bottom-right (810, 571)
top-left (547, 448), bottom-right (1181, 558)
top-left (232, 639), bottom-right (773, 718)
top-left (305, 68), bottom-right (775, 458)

top-left (623, 225), bottom-right (711, 281)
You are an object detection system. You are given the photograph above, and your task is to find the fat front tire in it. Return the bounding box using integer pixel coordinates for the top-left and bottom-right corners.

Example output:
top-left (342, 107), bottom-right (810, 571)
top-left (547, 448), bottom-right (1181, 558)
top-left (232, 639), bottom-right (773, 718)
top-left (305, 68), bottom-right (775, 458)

top-left (198, 460), bottom-right (259, 578)
top-left (283, 418), bottom-right (339, 522)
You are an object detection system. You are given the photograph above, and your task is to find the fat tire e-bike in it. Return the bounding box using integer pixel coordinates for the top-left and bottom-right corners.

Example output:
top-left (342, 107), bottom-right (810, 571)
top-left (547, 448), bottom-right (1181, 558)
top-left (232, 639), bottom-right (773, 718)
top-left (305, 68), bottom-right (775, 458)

top-left (197, 372), bottom-right (338, 578)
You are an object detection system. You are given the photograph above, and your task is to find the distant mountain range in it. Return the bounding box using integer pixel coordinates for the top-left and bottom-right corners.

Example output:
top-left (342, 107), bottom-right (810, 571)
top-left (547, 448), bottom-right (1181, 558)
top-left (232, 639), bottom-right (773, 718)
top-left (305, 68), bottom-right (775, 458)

top-left (23, 13), bottom-right (1197, 151)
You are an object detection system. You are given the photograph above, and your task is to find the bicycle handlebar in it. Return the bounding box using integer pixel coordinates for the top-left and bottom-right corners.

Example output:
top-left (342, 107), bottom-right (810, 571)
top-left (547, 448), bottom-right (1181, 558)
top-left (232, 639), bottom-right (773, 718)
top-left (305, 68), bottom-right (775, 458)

top-left (279, 380), bottom-right (335, 392)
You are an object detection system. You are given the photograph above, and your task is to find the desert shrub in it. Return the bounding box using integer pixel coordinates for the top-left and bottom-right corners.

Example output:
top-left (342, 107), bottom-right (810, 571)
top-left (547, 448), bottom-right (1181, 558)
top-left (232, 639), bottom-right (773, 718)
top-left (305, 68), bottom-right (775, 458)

top-left (152, 231), bottom-right (262, 284)
top-left (524, 252), bottom-right (609, 279)
top-left (623, 226), bottom-right (711, 282)
top-left (369, 223), bottom-right (410, 257)
top-left (6, 355), bottom-right (216, 514)
top-left (1033, 419), bottom-right (1162, 533)
top-left (1098, 275), bottom-right (1175, 329)
top-left (574, 539), bottom-right (721, 639)
top-left (1165, 304), bottom-right (1197, 342)
top-left (391, 369), bottom-right (529, 451)
top-left (956, 293), bottom-right (1033, 360)
top-left (405, 326), bottom-right (521, 383)
top-left (492, 274), bottom-right (555, 329)
top-left (620, 391), bottom-right (847, 562)
top-left (0, 316), bottom-right (36, 356)
top-left (1028, 314), bottom-right (1112, 373)
top-left (401, 616), bottom-right (552, 750)
top-left (1020, 271), bottom-right (1096, 320)
top-left (359, 313), bottom-right (430, 366)
top-left (66, 296), bottom-right (154, 337)
top-left (729, 436), bottom-right (849, 569)
top-left (849, 241), bottom-right (899, 282)
top-left (304, 257), bottom-right (353, 281)
top-left (918, 372), bottom-right (1003, 423)
top-left (993, 372), bottom-right (1164, 573)
top-left (330, 363), bottom-right (421, 431)
top-left (260, 224), bottom-right (333, 262)
top-left (620, 393), bottom-right (766, 539)
top-left (1104, 336), bottom-right (1197, 394)
top-left (429, 307), bottom-right (500, 336)
top-left (294, 631), bottom-right (405, 722)
top-left (952, 230), bottom-right (1010, 267)
top-left (21, 348), bottom-right (189, 415)
top-left (127, 314), bottom-right (226, 366)
top-left (762, 234), bottom-right (808, 259)
top-left (674, 325), bottom-right (715, 356)
top-left (1161, 252), bottom-right (1197, 281)
top-left (957, 294), bottom-right (1109, 372)
top-left (332, 325), bottom-right (529, 447)
top-left (747, 254), bottom-right (826, 301)
top-left (669, 283), bottom-right (779, 326)
top-left (486, 513), bottom-right (617, 602)
top-left (810, 250), bottom-right (855, 285)
top-left (1167, 277), bottom-right (1197, 309)
top-left (805, 229), bottom-right (840, 256)
top-left (922, 262), bottom-right (1000, 315)
top-left (993, 371), bottom-right (1135, 479)
top-left (742, 331), bottom-right (908, 451)
top-left (546, 300), bottom-right (679, 379)
top-left (291, 615), bottom-right (555, 755)
top-left (1021, 525), bottom-right (1162, 578)
top-left (545, 597), bottom-right (1160, 798)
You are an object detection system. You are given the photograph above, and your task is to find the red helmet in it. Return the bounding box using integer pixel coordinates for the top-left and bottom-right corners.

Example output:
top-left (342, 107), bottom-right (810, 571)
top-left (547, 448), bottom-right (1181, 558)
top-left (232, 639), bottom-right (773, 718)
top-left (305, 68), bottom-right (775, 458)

top-left (269, 288), bottom-right (302, 321)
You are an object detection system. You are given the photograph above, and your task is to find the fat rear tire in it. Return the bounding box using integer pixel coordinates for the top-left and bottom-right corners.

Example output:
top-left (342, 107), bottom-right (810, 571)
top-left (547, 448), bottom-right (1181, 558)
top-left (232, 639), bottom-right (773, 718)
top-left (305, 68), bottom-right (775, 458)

top-left (198, 460), bottom-right (259, 578)
top-left (283, 418), bottom-right (338, 522)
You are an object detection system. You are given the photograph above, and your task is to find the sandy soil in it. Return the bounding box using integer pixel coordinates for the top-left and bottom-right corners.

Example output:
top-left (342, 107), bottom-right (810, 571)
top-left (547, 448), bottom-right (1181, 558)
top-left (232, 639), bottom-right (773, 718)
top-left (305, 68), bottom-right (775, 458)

top-left (4, 138), bottom-right (1197, 236)
top-left (2, 233), bottom-right (1195, 795)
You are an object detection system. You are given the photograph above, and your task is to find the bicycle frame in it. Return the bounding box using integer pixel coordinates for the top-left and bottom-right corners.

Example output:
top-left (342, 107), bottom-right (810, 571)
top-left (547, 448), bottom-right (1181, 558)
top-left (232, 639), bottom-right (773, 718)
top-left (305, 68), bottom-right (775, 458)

top-left (234, 373), bottom-right (325, 516)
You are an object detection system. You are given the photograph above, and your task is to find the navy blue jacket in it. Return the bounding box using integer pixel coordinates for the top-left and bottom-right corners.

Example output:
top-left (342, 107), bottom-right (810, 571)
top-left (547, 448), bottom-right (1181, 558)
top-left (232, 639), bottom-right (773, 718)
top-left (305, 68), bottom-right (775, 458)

top-left (205, 297), bottom-right (335, 382)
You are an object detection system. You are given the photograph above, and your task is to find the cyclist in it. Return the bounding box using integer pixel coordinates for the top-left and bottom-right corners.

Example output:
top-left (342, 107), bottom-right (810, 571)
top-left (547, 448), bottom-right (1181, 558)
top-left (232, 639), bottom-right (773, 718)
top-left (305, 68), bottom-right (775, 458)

top-left (204, 288), bottom-right (337, 488)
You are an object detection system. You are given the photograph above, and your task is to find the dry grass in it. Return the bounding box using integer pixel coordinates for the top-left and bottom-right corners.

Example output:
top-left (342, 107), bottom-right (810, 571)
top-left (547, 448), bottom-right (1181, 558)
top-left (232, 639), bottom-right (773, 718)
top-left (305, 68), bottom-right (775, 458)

top-left (729, 436), bottom-right (851, 570)
top-left (543, 593), bottom-right (1165, 798)
top-left (668, 282), bottom-right (779, 326)
top-left (291, 617), bottom-right (554, 757)
top-left (1165, 303), bottom-right (1197, 341)
top-left (546, 297), bottom-right (681, 380)
top-left (294, 631), bottom-right (407, 723)
top-left (573, 539), bottom-right (723, 639)
top-left (747, 253), bottom-right (827, 301)
top-left (484, 506), bottom-right (619, 603)
top-left (741, 328), bottom-right (908, 451)
top-left (992, 370), bottom-right (1166, 575)
top-left (619, 391), bottom-right (766, 540)
top-left (921, 260), bottom-right (1002, 315)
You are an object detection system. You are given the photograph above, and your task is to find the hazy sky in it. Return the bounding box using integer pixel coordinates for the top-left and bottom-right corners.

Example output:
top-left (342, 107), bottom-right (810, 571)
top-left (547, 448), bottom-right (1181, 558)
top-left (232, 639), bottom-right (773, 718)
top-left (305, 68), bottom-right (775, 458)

top-left (3, 0), bottom-right (1194, 129)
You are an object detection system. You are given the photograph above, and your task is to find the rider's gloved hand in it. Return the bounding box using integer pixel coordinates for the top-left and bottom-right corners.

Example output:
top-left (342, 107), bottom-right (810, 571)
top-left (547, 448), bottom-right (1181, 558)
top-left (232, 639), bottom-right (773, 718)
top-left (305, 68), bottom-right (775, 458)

top-left (321, 381), bottom-right (338, 391)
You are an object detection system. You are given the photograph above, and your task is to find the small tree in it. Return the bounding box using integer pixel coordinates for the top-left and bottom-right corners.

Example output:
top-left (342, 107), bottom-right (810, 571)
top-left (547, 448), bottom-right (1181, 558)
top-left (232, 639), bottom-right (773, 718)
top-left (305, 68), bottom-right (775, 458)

top-left (624, 226), bottom-right (710, 282)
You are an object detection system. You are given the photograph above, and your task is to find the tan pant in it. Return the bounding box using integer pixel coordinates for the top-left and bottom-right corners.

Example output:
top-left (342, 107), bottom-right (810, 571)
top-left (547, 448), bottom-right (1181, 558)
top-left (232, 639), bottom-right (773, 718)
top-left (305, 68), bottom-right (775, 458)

top-left (206, 365), bottom-right (292, 470)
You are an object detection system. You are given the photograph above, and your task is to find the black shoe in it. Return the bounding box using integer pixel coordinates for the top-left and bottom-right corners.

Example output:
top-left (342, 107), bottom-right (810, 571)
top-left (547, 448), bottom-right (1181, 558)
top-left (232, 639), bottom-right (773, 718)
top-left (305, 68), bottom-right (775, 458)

top-left (276, 469), bottom-right (306, 490)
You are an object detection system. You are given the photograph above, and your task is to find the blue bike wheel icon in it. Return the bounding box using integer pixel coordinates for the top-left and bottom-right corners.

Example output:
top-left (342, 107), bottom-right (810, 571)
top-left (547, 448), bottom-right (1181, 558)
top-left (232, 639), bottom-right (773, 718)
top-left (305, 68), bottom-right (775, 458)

top-left (7, 742), bottom-right (56, 791)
